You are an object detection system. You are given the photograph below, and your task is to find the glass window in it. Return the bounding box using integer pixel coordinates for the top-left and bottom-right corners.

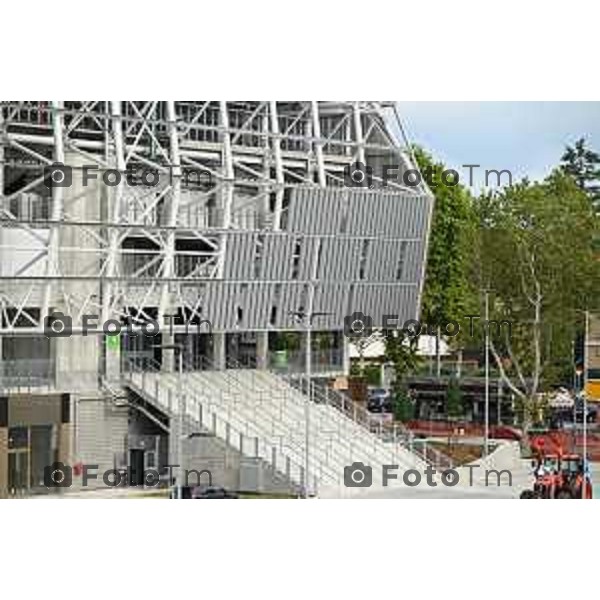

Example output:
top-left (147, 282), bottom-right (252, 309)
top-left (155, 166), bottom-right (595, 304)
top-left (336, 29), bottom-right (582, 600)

top-left (8, 427), bottom-right (29, 450)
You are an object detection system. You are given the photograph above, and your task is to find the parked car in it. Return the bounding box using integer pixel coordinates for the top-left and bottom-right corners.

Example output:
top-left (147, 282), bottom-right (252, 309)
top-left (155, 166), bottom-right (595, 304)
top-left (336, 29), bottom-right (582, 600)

top-left (192, 486), bottom-right (239, 499)
top-left (549, 399), bottom-right (597, 427)
top-left (367, 388), bottom-right (392, 413)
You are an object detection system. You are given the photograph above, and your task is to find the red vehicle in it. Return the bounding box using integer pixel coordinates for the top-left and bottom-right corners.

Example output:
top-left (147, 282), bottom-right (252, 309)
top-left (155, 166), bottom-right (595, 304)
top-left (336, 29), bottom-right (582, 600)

top-left (520, 448), bottom-right (592, 499)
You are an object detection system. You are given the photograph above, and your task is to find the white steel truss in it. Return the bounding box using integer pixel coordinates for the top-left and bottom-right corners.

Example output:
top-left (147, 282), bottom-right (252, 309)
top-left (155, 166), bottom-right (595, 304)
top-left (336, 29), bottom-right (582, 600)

top-left (0, 101), bottom-right (428, 334)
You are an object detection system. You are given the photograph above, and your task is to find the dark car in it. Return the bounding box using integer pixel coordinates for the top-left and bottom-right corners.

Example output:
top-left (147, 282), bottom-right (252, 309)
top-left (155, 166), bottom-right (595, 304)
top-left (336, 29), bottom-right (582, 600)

top-left (367, 388), bottom-right (392, 413)
top-left (192, 486), bottom-right (239, 499)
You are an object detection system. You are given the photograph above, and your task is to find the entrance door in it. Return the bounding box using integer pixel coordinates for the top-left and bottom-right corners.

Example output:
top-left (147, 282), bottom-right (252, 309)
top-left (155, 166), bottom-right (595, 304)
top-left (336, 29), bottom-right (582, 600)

top-left (8, 451), bottom-right (29, 495)
top-left (129, 449), bottom-right (145, 486)
top-left (8, 427), bottom-right (30, 495)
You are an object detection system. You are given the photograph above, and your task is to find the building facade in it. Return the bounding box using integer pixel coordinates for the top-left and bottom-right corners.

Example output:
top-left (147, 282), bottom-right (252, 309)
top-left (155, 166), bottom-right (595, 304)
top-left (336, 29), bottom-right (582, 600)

top-left (0, 101), bottom-right (433, 495)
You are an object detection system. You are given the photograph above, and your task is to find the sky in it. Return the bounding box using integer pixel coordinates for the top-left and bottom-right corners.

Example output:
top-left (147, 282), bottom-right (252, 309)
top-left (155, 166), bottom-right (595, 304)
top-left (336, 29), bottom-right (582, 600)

top-left (395, 102), bottom-right (600, 192)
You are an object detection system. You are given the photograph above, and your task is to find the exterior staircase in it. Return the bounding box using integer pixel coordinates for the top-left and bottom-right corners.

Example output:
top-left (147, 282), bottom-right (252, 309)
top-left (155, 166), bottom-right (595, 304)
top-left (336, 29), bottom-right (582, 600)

top-left (119, 358), bottom-right (426, 494)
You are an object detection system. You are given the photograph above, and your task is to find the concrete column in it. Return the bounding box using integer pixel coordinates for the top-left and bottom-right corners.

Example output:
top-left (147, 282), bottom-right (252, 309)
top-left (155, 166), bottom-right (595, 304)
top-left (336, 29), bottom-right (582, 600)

top-left (104, 335), bottom-right (121, 382)
top-left (53, 152), bottom-right (101, 392)
top-left (256, 331), bottom-right (269, 370)
top-left (0, 394), bottom-right (7, 498)
top-left (342, 337), bottom-right (351, 376)
top-left (55, 335), bottom-right (99, 392)
top-left (58, 392), bottom-right (72, 465)
top-left (58, 423), bottom-right (72, 465)
top-left (213, 333), bottom-right (226, 370)
top-left (300, 332), bottom-right (309, 372)
top-left (0, 428), bottom-right (7, 499)
top-left (162, 329), bottom-right (175, 373)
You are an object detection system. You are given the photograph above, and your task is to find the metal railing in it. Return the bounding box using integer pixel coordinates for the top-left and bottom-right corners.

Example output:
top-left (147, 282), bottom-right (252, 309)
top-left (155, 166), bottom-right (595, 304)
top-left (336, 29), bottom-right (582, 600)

top-left (272, 368), bottom-right (421, 470)
top-left (119, 353), bottom-right (328, 491)
top-left (268, 348), bottom-right (344, 375)
top-left (409, 439), bottom-right (454, 470)
top-left (223, 356), bottom-right (343, 476)
top-left (226, 355), bottom-right (410, 473)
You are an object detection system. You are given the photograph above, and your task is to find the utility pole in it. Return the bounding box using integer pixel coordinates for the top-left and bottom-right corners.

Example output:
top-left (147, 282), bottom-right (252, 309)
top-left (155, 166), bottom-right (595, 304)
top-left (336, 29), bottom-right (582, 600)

top-left (155, 343), bottom-right (184, 499)
top-left (582, 310), bottom-right (589, 499)
top-left (484, 290), bottom-right (490, 458)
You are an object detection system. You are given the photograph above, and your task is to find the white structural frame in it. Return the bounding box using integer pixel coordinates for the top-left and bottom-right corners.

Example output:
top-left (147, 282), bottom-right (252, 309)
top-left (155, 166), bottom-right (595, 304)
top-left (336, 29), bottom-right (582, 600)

top-left (0, 101), bottom-right (432, 340)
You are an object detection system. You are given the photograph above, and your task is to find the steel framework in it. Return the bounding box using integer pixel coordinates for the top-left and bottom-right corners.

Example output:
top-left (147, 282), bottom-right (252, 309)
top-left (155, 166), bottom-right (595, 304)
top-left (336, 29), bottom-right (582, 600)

top-left (0, 101), bottom-right (432, 337)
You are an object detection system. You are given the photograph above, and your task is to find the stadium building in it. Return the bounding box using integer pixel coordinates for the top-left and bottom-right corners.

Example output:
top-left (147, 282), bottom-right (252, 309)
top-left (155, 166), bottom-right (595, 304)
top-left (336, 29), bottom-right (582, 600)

top-left (0, 101), bottom-right (433, 496)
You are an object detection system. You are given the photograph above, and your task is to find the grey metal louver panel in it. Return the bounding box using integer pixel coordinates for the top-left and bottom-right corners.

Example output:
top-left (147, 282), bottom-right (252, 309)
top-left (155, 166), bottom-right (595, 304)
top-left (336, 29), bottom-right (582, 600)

top-left (346, 191), bottom-right (430, 238)
top-left (262, 234), bottom-right (293, 281)
top-left (287, 187), bottom-right (345, 234)
top-left (317, 237), bottom-right (362, 281)
top-left (276, 283), bottom-right (307, 329)
top-left (350, 283), bottom-right (419, 327)
top-left (314, 282), bottom-right (349, 326)
top-left (224, 233), bottom-right (257, 280)
top-left (403, 241), bottom-right (425, 282)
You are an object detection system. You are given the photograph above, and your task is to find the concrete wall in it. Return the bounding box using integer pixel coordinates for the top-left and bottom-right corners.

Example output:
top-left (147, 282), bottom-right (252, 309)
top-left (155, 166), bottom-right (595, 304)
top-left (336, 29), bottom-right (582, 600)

top-left (180, 431), bottom-right (295, 494)
top-left (0, 428), bottom-right (7, 498)
top-left (73, 396), bottom-right (129, 490)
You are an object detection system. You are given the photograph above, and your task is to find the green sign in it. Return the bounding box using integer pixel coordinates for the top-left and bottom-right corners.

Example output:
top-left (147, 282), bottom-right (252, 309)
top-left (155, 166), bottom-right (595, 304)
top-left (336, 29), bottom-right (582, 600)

top-left (107, 335), bottom-right (120, 351)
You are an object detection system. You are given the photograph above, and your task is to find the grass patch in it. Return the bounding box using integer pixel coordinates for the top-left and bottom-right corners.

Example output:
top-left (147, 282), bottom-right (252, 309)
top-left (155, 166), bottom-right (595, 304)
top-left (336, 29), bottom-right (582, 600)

top-left (428, 442), bottom-right (486, 466)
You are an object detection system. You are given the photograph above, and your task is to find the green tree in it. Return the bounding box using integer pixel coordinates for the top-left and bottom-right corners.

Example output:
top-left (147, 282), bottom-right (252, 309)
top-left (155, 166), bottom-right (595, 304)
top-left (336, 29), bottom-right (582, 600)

top-left (561, 137), bottom-right (600, 208)
top-left (472, 170), bottom-right (599, 430)
top-left (446, 377), bottom-right (464, 420)
top-left (384, 329), bottom-right (421, 384)
top-left (413, 147), bottom-right (478, 372)
top-left (393, 384), bottom-right (415, 423)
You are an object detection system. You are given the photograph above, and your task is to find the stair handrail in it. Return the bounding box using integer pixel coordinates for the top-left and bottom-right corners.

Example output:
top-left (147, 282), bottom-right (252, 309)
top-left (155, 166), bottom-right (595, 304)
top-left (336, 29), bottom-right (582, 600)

top-left (120, 352), bottom-right (331, 489)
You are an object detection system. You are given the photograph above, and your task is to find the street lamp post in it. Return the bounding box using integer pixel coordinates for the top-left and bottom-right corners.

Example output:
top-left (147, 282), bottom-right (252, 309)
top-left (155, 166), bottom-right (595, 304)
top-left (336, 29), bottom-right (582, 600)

top-left (484, 290), bottom-right (490, 458)
top-left (305, 317), bottom-right (312, 498)
top-left (154, 343), bottom-right (184, 499)
top-left (582, 311), bottom-right (589, 499)
top-left (289, 308), bottom-right (331, 498)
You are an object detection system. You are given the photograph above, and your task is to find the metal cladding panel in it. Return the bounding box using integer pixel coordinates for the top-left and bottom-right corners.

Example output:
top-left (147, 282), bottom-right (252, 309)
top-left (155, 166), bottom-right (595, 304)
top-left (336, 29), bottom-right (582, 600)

top-left (298, 237), bottom-right (318, 281)
top-left (381, 241), bottom-right (396, 281)
top-left (261, 236), bottom-right (275, 280)
top-left (224, 233), bottom-right (256, 280)
top-left (204, 187), bottom-right (429, 331)
top-left (286, 188), bottom-right (306, 233)
top-left (244, 282), bottom-right (270, 329)
top-left (351, 283), bottom-right (419, 327)
top-left (314, 283), bottom-right (349, 325)
top-left (277, 283), bottom-right (308, 330)
top-left (408, 196), bottom-right (430, 238)
top-left (365, 239), bottom-right (400, 281)
top-left (414, 196), bottom-right (427, 235)
top-left (245, 282), bottom-right (259, 328)
top-left (203, 282), bottom-right (219, 327)
top-left (388, 194), bottom-right (404, 236)
top-left (346, 238), bottom-right (363, 281)
top-left (288, 187), bottom-right (345, 234)
top-left (344, 191), bottom-right (430, 238)
top-left (222, 283), bottom-right (238, 329)
top-left (318, 237), bottom-right (360, 281)
top-left (404, 241), bottom-right (425, 282)
top-left (263, 235), bottom-right (292, 281)
top-left (223, 236), bottom-right (236, 279)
